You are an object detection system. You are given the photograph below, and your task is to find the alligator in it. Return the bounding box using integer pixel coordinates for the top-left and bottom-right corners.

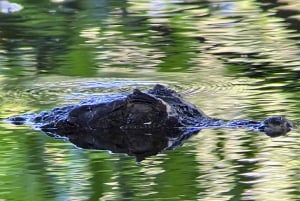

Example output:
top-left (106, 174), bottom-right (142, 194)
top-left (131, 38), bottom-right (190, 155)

top-left (6, 84), bottom-right (293, 161)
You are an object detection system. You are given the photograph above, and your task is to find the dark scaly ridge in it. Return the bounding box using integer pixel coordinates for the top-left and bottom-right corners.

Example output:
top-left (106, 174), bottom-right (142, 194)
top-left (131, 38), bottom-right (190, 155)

top-left (5, 84), bottom-right (293, 161)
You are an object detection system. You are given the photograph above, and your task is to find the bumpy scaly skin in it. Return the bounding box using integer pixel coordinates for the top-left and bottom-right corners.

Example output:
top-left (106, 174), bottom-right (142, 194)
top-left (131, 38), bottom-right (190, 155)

top-left (7, 84), bottom-right (293, 137)
top-left (6, 84), bottom-right (293, 161)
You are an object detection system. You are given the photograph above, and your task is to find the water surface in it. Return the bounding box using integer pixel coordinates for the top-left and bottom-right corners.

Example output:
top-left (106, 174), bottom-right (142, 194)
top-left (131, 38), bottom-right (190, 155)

top-left (0, 0), bottom-right (300, 200)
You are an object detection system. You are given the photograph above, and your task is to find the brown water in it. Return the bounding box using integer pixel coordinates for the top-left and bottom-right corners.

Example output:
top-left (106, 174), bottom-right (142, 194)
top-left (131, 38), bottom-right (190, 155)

top-left (0, 0), bottom-right (300, 200)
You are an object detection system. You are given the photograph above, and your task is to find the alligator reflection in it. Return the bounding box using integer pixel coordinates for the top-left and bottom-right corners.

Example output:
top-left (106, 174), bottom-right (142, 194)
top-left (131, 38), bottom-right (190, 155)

top-left (44, 127), bottom-right (200, 162)
top-left (7, 85), bottom-right (292, 161)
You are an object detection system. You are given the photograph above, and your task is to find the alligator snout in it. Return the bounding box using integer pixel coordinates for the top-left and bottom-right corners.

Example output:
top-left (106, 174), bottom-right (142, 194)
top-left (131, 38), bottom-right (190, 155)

top-left (259, 116), bottom-right (293, 137)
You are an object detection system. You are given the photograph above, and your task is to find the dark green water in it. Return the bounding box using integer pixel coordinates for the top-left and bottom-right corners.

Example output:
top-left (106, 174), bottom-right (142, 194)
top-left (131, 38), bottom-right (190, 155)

top-left (0, 0), bottom-right (300, 200)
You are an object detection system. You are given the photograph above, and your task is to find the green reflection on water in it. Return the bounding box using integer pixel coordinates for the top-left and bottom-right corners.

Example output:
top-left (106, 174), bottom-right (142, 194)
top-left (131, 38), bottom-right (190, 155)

top-left (0, 0), bottom-right (299, 200)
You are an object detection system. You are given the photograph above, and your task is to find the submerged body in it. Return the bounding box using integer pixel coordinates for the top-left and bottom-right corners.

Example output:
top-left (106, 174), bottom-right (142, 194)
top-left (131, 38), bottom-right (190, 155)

top-left (6, 84), bottom-right (293, 160)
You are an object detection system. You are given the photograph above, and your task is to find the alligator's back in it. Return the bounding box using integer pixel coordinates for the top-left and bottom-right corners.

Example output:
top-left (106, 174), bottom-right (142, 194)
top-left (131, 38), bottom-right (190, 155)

top-left (5, 84), bottom-right (293, 161)
top-left (7, 84), bottom-right (209, 133)
top-left (7, 84), bottom-right (292, 138)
